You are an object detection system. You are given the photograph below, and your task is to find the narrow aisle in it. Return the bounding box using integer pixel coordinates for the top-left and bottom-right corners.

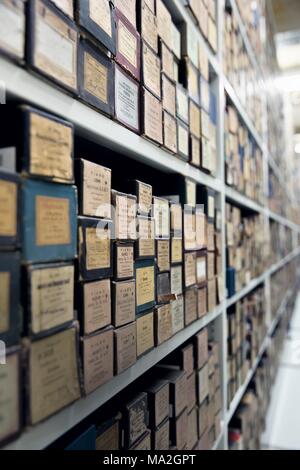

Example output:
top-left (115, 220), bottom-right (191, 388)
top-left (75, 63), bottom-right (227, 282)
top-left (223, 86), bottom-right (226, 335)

top-left (262, 293), bottom-right (300, 450)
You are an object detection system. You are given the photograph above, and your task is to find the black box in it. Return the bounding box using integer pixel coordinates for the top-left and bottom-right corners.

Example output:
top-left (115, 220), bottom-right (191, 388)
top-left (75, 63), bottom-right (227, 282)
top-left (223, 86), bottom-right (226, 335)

top-left (0, 252), bottom-right (20, 347)
top-left (0, 171), bottom-right (20, 249)
top-left (78, 39), bottom-right (114, 116)
top-left (76, 0), bottom-right (116, 54)
top-left (78, 216), bottom-right (113, 281)
top-left (122, 392), bottom-right (149, 448)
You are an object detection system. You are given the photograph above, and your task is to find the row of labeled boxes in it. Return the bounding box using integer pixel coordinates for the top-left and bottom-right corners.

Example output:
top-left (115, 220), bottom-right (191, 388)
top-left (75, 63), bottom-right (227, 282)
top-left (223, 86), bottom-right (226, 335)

top-left (1, 0), bottom-right (218, 175)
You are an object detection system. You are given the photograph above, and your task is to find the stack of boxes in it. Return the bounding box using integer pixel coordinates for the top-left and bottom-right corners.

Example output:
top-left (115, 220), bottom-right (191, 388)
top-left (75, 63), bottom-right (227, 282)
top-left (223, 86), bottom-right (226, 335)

top-left (184, 0), bottom-right (217, 53)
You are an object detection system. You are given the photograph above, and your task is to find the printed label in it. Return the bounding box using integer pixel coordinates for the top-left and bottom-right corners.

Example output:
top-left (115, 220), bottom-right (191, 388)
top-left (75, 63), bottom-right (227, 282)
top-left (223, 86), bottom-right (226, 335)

top-left (115, 194), bottom-right (128, 240)
top-left (0, 272), bottom-right (10, 334)
top-left (161, 42), bottom-right (174, 80)
top-left (0, 353), bottom-right (19, 442)
top-left (157, 240), bottom-right (170, 272)
top-left (89, 0), bottom-right (112, 38)
top-left (136, 311), bottom-right (154, 356)
top-left (141, 2), bottom-right (157, 52)
top-left (118, 21), bottom-right (137, 67)
top-left (156, 304), bottom-right (172, 344)
top-left (83, 329), bottom-right (113, 394)
top-left (86, 227), bottom-right (110, 270)
top-left (31, 265), bottom-right (74, 334)
top-left (30, 113), bottom-right (73, 181)
top-left (30, 328), bottom-right (80, 424)
top-left (136, 266), bottom-right (155, 307)
top-left (117, 245), bottom-right (134, 279)
top-left (185, 288), bottom-right (197, 325)
top-left (178, 124), bottom-right (189, 157)
top-left (115, 0), bottom-right (136, 27)
top-left (36, 196), bottom-right (70, 246)
top-left (115, 67), bottom-right (139, 130)
top-left (138, 182), bottom-right (152, 214)
top-left (0, 179), bottom-right (17, 237)
top-left (83, 160), bottom-right (111, 218)
top-left (138, 217), bottom-right (155, 257)
top-left (143, 44), bottom-right (161, 98)
top-left (115, 323), bottom-right (136, 373)
top-left (171, 266), bottom-right (182, 295)
top-left (171, 238), bottom-right (182, 264)
top-left (84, 279), bottom-right (111, 334)
top-left (153, 198), bottom-right (169, 238)
top-left (129, 398), bottom-right (148, 445)
top-left (171, 204), bottom-right (182, 234)
top-left (127, 197), bottom-right (136, 240)
top-left (197, 257), bottom-right (206, 284)
top-left (144, 90), bottom-right (163, 144)
top-left (184, 252), bottom-right (196, 287)
top-left (84, 52), bottom-right (108, 103)
top-left (171, 296), bottom-right (184, 334)
top-left (164, 112), bottom-right (177, 153)
top-left (0, 1), bottom-right (24, 57)
top-left (162, 76), bottom-right (176, 116)
top-left (96, 422), bottom-right (119, 450)
top-left (115, 280), bottom-right (135, 326)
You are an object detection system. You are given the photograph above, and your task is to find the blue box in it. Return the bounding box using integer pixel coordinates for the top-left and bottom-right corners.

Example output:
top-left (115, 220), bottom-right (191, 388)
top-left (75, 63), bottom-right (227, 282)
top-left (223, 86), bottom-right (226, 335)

top-left (66, 425), bottom-right (96, 450)
top-left (135, 258), bottom-right (156, 314)
top-left (226, 267), bottom-right (236, 298)
top-left (0, 252), bottom-right (21, 347)
top-left (22, 179), bottom-right (77, 263)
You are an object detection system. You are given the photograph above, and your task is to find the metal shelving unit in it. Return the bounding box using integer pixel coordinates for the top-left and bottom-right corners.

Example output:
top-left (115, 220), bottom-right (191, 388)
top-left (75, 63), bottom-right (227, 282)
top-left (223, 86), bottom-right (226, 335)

top-left (1, 0), bottom-right (299, 451)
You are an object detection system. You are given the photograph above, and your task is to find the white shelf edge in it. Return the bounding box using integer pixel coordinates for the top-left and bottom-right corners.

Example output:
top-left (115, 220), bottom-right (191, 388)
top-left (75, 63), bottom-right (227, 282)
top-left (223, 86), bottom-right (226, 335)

top-left (4, 306), bottom-right (223, 450)
top-left (226, 288), bottom-right (292, 424)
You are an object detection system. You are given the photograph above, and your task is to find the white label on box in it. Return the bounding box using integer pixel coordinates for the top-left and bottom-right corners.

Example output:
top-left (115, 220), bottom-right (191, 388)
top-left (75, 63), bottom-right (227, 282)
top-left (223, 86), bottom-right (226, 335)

top-left (208, 195), bottom-right (214, 219)
top-left (115, 67), bottom-right (139, 130)
top-left (0, 3), bottom-right (24, 58)
top-left (197, 258), bottom-right (206, 282)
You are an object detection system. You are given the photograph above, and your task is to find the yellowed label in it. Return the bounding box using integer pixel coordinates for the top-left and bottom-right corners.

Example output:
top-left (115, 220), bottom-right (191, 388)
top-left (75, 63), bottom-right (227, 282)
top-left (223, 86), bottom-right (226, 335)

top-left (83, 160), bottom-right (111, 218)
top-left (171, 296), bottom-right (184, 335)
top-left (171, 204), bottom-right (182, 234)
top-left (196, 211), bottom-right (206, 249)
top-left (117, 245), bottom-right (134, 279)
top-left (184, 212), bottom-right (196, 251)
top-left (143, 44), bottom-right (161, 98)
top-left (115, 0), bottom-right (136, 27)
top-left (136, 311), bottom-right (154, 356)
top-left (86, 227), bottom-right (111, 271)
top-left (96, 422), bottom-right (119, 450)
top-left (136, 266), bottom-right (155, 307)
top-left (83, 329), bottom-right (113, 394)
top-left (36, 196), bottom-right (70, 246)
top-left (191, 136), bottom-right (200, 166)
top-left (171, 238), bottom-right (182, 264)
top-left (186, 180), bottom-right (196, 207)
top-left (52, 0), bottom-right (73, 18)
top-left (30, 328), bottom-right (80, 424)
top-left (171, 266), bottom-right (182, 295)
top-left (89, 0), bottom-right (112, 38)
top-left (31, 265), bottom-right (74, 334)
top-left (138, 182), bottom-right (152, 214)
top-left (184, 252), bottom-right (196, 287)
top-left (114, 280), bottom-right (135, 327)
top-left (0, 353), bottom-right (20, 442)
top-left (144, 90), bottom-right (163, 144)
top-left (0, 272), bottom-right (10, 334)
top-left (157, 240), bottom-right (170, 272)
top-left (185, 288), bottom-right (197, 325)
top-left (0, 180), bottom-right (17, 237)
top-left (162, 76), bottom-right (176, 116)
top-left (30, 113), bottom-right (73, 181)
top-left (118, 21), bottom-right (137, 67)
top-left (115, 322), bottom-right (136, 373)
top-left (138, 217), bottom-right (155, 257)
top-left (156, 304), bottom-right (172, 345)
top-left (84, 279), bottom-right (111, 334)
top-left (141, 2), bottom-right (157, 52)
top-left (164, 112), bottom-right (177, 153)
top-left (153, 198), bottom-right (169, 238)
top-left (189, 101), bottom-right (201, 138)
top-left (115, 194), bottom-right (128, 240)
top-left (84, 52), bottom-right (108, 103)
top-left (161, 42), bottom-right (174, 80)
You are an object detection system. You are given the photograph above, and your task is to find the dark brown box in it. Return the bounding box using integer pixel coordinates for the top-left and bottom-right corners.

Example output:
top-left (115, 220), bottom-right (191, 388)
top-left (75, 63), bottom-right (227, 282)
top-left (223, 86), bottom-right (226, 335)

top-left (146, 379), bottom-right (169, 428)
top-left (186, 372), bottom-right (197, 412)
top-left (141, 41), bottom-right (161, 99)
top-left (141, 88), bottom-right (163, 145)
top-left (136, 309), bottom-right (154, 357)
top-left (170, 408), bottom-right (188, 450)
top-left (122, 392), bottom-right (148, 448)
top-left (136, 215), bottom-right (155, 259)
top-left (114, 64), bottom-right (140, 134)
top-left (114, 241), bottom-right (134, 280)
top-left (156, 239), bottom-right (170, 273)
top-left (112, 279), bottom-right (136, 327)
top-left (155, 303), bottom-right (172, 345)
top-left (152, 418), bottom-right (170, 450)
top-left (76, 278), bottom-right (111, 336)
top-left (114, 321), bottom-right (137, 374)
top-left (187, 407), bottom-right (198, 450)
top-left (115, 8), bottom-right (141, 81)
top-left (81, 326), bottom-right (114, 395)
top-left (163, 111), bottom-right (177, 154)
top-left (184, 287), bottom-right (198, 326)
top-left (195, 328), bottom-right (209, 370)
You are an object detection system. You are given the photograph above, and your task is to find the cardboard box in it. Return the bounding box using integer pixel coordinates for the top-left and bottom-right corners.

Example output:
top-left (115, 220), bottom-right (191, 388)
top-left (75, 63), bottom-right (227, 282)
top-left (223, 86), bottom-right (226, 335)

top-left (155, 303), bottom-right (172, 345)
top-left (141, 41), bottom-right (161, 99)
top-left (138, 1), bottom-right (158, 52)
top-left (146, 379), bottom-right (169, 429)
top-left (190, 135), bottom-right (201, 167)
top-left (114, 241), bottom-right (134, 280)
top-left (112, 279), bottom-right (136, 327)
top-left (136, 216), bottom-right (155, 259)
top-left (184, 252), bottom-right (196, 288)
top-left (128, 430), bottom-right (151, 450)
top-left (136, 309), bottom-right (154, 357)
top-left (198, 285), bottom-right (207, 318)
top-left (186, 372), bottom-right (197, 412)
top-left (196, 250), bottom-right (207, 286)
top-left (76, 278), bottom-right (111, 336)
top-left (198, 398), bottom-right (209, 437)
top-left (152, 418), bottom-right (170, 450)
top-left (0, 252), bottom-right (21, 347)
top-left (50, 0), bottom-right (74, 18)
top-left (156, 367), bottom-right (187, 418)
top-left (115, 0), bottom-right (136, 28)
top-left (197, 363), bottom-right (209, 405)
top-left (111, 190), bottom-right (137, 241)
top-left (170, 408), bottom-right (188, 450)
top-left (171, 238), bottom-right (183, 265)
top-left (114, 321), bottom-right (137, 374)
top-left (96, 414), bottom-right (121, 450)
top-left (159, 40), bottom-right (174, 81)
top-left (170, 265), bottom-right (183, 296)
top-left (128, 180), bottom-right (152, 216)
top-left (141, 88), bottom-right (163, 145)
top-left (152, 196), bottom-right (170, 239)
top-left (187, 407), bottom-right (198, 449)
top-left (163, 111), bottom-right (178, 154)
top-left (177, 120), bottom-right (189, 161)
top-left (184, 287), bottom-right (198, 325)
top-left (156, 239), bottom-right (170, 273)
top-left (195, 328), bottom-right (209, 370)
top-left (115, 8), bottom-right (141, 81)
top-left (115, 64), bottom-right (140, 134)
top-left (170, 202), bottom-right (183, 238)
top-left (135, 258), bottom-right (156, 314)
top-left (122, 392), bottom-right (148, 448)
top-left (171, 296), bottom-right (184, 335)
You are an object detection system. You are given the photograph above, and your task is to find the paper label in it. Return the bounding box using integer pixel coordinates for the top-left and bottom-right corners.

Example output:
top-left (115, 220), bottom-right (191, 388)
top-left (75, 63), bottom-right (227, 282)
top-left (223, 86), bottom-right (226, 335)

top-left (89, 0), bottom-right (112, 38)
top-left (155, 384), bottom-right (169, 426)
top-left (115, 0), bottom-right (136, 27)
top-left (171, 296), bottom-right (184, 334)
top-left (84, 279), bottom-right (111, 334)
top-left (153, 198), bottom-right (169, 238)
top-left (114, 280), bottom-right (135, 327)
top-left (191, 136), bottom-right (200, 166)
top-left (118, 21), bottom-right (137, 68)
top-left (199, 46), bottom-right (209, 81)
top-left (136, 266), bottom-right (155, 307)
top-left (144, 90), bottom-right (163, 144)
top-left (136, 311), bottom-right (154, 356)
top-left (196, 211), bottom-right (206, 248)
top-left (155, 420), bottom-right (169, 450)
top-left (127, 197), bottom-right (136, 240)
top-left (161, 43), bottom-right (174, 80)
top-left (0, 1), bottom-right (24, 58)
top-left (197, 257), bottom-right (206, 284)
top-left (171, 265), bottom-right (182, 296)
top-left (115, 323), bottom-right (136, 373)
top-left (0, 179), bottom-right (17, 237)
top-left (0, 272), bottom-right (10, 334)
top-left (117, 245), bottom-right (134, 279)
top-left (185, 288), bottom-right (197, 325)
top-left (84, 52), bottom-right (108, 103)
top-left (83, 160), bottom-right (111, 218)
top-left (156, 0), bottom-right (172, 49)
top-left (178, 124), bottom-right (189, 157)
top-left (157, 240), bottom-right (170, 272)
top-left (115, 67), bottom-right (139, 130)
top-left (30, 113), bottom-right (73, 181)
top-left (164, 112), bottom-right (177, 153)
top-left (138, 182), bottom-right (152, 214)
top-left (177, 88), bottom-right (188, 122)
top-left (129, 397), bottom-right (148, 445)
top-left (162, 76), bottom-right (176, 116)
top-left (184, 252), bottom-right (196, 287)
top-left (96, 421), bottom-right (119, 450)
top-left (36, 195), bottom-right (70, 246)
top-left (0, 353), bottom-right (19, 442)
top-left (143, 44), bottom-right (161, 99)
top-left (171, 238), bottom-right (182, 264)
top-left (189, 102), bottom-right (201, 138)
top-left (171, 204), bottom-right (182, 234)
top-left (115, 194), bottom-right (128, 240)
top-left (30, 328), bottom-right (80, 424)
top-left (31, 265), bottom-right (74, 334)
top-left (52, 0), bottom-right (73, 18)
top-left (186, 180), bottom-right (196, 207)
top-left (138, 217), bottom-right (155, 257)
top-left (83, 329), bottom-right (113, 394)
top-left (35, 2), bottom-right (77, 89)
top-left (156, 304), bottom-right (172, 344)
top-left (141, 2), bottom-right (157, 52)
top-left (208, 195), bottom-right (215, 219)
top-left (184, 212), bottom-right (196, 251)
top-left (86, 227), bottom-right (111, 270)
